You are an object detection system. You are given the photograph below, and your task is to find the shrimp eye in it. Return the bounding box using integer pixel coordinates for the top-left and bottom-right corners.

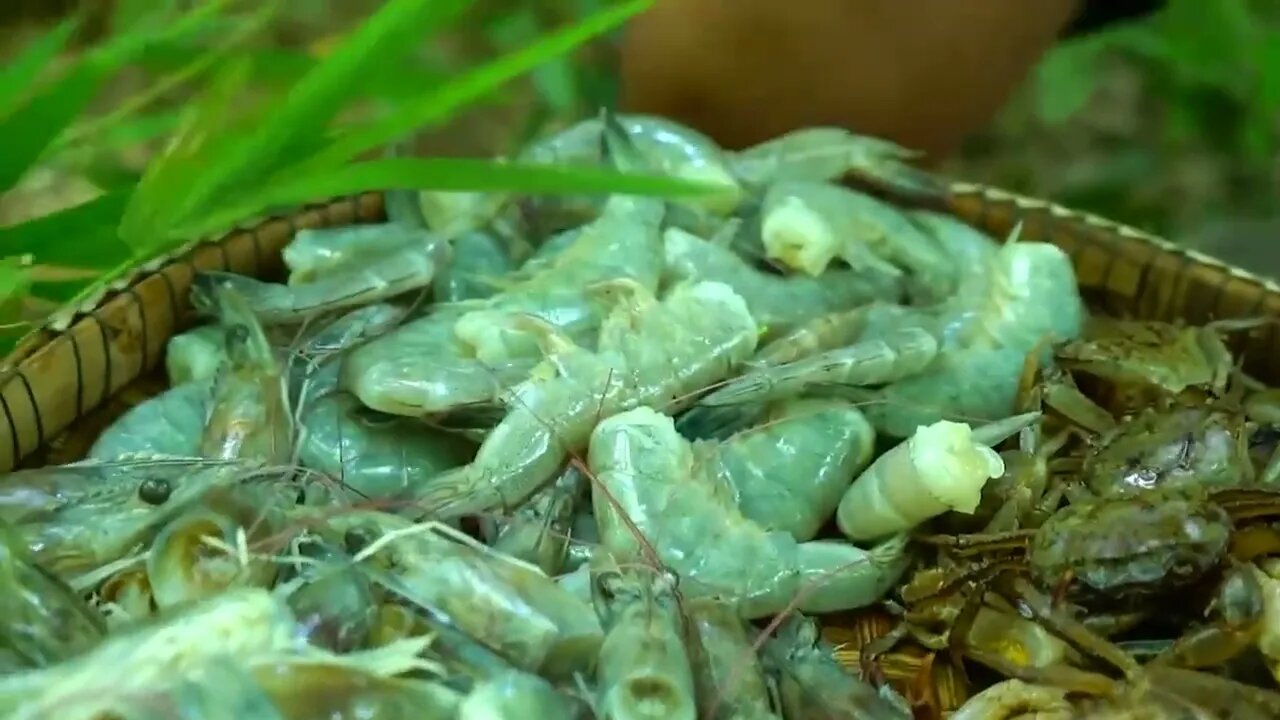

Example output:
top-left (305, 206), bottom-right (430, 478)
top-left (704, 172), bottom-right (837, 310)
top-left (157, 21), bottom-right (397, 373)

top-left (137, 478), bottom-right (172, 505)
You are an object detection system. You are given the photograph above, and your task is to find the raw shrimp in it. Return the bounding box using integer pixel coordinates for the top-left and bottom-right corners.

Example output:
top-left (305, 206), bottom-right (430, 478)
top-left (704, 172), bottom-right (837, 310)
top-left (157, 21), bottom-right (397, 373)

top-left (340, 305), bottom-right (543, 417)
top-left (747, 211), bottom-right (999, 368)
top-left (0, 521), bottom-right (104, 671)
top-left (296, 392), bottom-right (476, 500)
top-left (192, 276), bottom-right (293, 464)
top-left (459, 669), bottom-right (584, 720)
top-left (87, 381), bottom-right (210, 460)
top-left (245, 649), bottom-right (462, 719)
top-left (281, 535), bottom-right (377, 654)
top-left (692, 234), bottom-right (1085, 438)
top-left (434, 229), bottom-right (515, 303)
top-left (333, 511), bottom-right (603, 677)
top-left (680, 324), bottom-right (938, 439)
top-left (685, 597), bottom-right (779, 720)
top-left (489, 466), bottom-right (584, 576)
top-left (696, 398), bottom-right (877, 541)
top-left (165, 324), bottom-right (227, 386)
top-left (759, 614), bottom-right (912, 720)
top-left (728, 126), bottom-right (942, 197)
top-left (406, 280), bottom-right (758, 520)
top-left (661, 225), bottom-right (903, 337)
top-left (518, 113), bottom-right (743, 215)
top-left (198, 227), bottom-right (448, 324)
top-left (282, 222), bottom-right (431, 285)
top-left (837, 419), bottom-right (1008, 543)
top-left (343, 175), bottom-right (666, 416)
top-left (0, 587), bottom-right (303, 718)
top-left (590, 552), bottom-right (698, 720)
top-left (0, 458), bottom-right (248, 578)
top-left (144, 484), bottom-right (291, 609)
top-left (761, 181), bottom-right (953, 303)
top-left (589, 406), bottom-right (910, 619)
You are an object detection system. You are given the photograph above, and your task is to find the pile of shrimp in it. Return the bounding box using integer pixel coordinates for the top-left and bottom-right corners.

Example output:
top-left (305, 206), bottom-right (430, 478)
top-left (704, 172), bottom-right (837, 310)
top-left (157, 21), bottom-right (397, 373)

top-left (0, 113), bottom-right (1106, 719)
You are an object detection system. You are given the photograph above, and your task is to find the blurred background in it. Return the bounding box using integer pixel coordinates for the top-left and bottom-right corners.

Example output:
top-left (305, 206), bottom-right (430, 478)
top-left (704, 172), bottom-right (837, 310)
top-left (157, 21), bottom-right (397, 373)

top-left (2, 0), bottom-right (1278, 271)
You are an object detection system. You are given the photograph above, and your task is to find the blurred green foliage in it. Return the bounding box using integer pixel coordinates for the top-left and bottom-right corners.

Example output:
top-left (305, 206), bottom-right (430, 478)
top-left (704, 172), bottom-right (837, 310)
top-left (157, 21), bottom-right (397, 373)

top-left (950, 0), bottom-right (1280, 254)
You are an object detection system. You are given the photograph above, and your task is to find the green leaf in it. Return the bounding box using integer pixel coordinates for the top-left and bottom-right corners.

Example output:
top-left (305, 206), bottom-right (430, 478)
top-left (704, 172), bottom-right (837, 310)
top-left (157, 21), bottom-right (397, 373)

top-left (1033, 39), bottom-right (1103, 124)
top-left (0, 256), bottom-right (34, 327)
top-left (174, 157), bottom-right (720, 240)
top-left (0, 17), bottom-right (80, 117)
top-left (0, 65), bottom-right (107, 192)
top-left (299, 0), bottom-right (652, 170)
top-left (0, 190), bottom-right (133, 269)
top-left (186, 0), bottom-right (473, 211)
top-left (0, 1), bottom-right (236, 193)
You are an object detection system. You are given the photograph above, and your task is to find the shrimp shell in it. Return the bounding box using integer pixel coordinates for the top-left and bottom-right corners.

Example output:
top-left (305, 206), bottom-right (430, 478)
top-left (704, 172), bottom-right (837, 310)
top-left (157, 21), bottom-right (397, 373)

top-left (282, 222), bottom-right (428, 285)
top-left (697, 398), bottom-right (876, 541)
top-left (589, 406), bottom-right (910, 618)
top-left (686, 597), bottom-right (779, 720)
top-left (760, 614), bottom-right (911, 720)
top-left (164, 325), bottom-right (227, 386)
top-left (590, 552), bottom-right (698, 720)
top-left (661, 226), bottom-right (903, 337)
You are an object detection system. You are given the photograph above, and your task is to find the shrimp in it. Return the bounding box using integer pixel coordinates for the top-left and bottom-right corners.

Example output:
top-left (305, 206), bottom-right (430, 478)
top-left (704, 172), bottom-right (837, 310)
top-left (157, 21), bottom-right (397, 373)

top-left (0, 458), bottom-right (248, 578)
top-left (165, 324), bottom-right (227, 386)
top-left (489, 466), bottom-right (584, 576)
top-left (689, 234), bottom-right (1085, 439)
top-left (459, 670), bottom-right (585, 719)
top-left (728, 126), bottom-right (942, 198)
top-left (198, 226), bottom-right (448, 324)
top-left (282, 222), bottom-right (431, 285)
top-left (339, 304), bottom-right (543, 417)
top-left (296, 392), bottom-right (476, 500)
top-left (193, 275), bottom-right (293, 464)
top-left (144, 484), bottom-right (290, 609)
top-left (0, 520), bottom-right (104, 671)
top-left (280, 535), bottom-right (377, 654)
top-left (405, 280), bottom-right (758, 520)
top-left (750, 212), bottom-right (999, 367)
top-left (518, 112), bottom-right (743, 215)
top-left (87, 381), bottom-right (210, 460)
top-left (679, 324), bottom-right (938, 439)
top-left (0, 587), bottom-right (303, 718)
top-left (434, 229), bottom-right (516, 303)
top-left (245, 650), bottom-right (462, 719)
top-left (760, 614), bottom-right (912, 720)
top-left (333, 511), bottom-right (603, 677)
top-left (661, 225), bottom-right (904, 338)
top-left (836, 419), bottom-right (1008, 543)
top-left (696, 398), bottom-right (877, 541)
top-left (761, 181), bottom-right (953, 301)
top-left (686, 597), bottom-right (780, 720)
top-left (589, 406), bottom-right (910, 619)
top-left (343, 173), bottom-right (666, 417)
top-left (590, 551), bottom-right (698, 720)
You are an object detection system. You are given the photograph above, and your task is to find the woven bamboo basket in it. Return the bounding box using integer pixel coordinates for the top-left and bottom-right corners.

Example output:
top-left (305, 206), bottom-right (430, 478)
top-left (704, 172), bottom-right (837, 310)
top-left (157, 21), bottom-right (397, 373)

top-left (3, 179), bottom-right (1278, 716)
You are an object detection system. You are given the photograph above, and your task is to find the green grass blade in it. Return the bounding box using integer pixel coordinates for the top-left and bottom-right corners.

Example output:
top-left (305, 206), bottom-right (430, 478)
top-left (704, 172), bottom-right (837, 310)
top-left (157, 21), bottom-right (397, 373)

top-left (119, 57), bottom-right (256, 253)
top-left (174, 156), bottom-right (720, 240)
top-left (0, 1), bottom-right (237, 192)
top-left (0, 190), bottom-right (133, 268)
top-left (56, 5), bottom-right (276, 155)
top-left (0, 256), bottom-right (34, 328)
top-left (183, 0), bottom-right (473, 216)
top-left (0, 65), bottom-right (107, 192)
top-left (0, 17), bottom-right (80, 117)
top-left (302, 0), bottom-right (652, 170)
